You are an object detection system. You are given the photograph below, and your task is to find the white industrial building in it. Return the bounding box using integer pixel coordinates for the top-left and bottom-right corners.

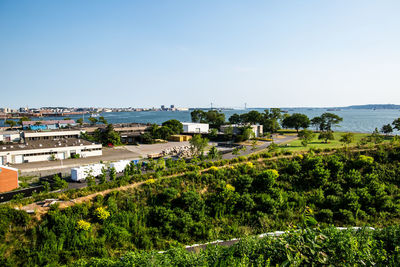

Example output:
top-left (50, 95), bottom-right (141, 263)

top-left (0, 140), bottom-right (102, 164)
top-left (0, 131), bottom-right (21, 143)
top-left (0, 130), bottom-right (102, 165)
top-left (182, 122), bottom-right (209, 134)
top-left (71, 163), bottom-right (105, 182)
top-left (23, 130), bottom-right (81, 141)
top-left (220, 124), bottom-right (264, 138)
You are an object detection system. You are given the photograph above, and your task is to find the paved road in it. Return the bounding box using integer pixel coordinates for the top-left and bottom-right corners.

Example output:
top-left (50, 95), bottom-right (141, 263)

top-left (184, 227), bottom-right (374, 252)
top-left (10, 147), bottom-right (140, 177)
top-left (221, 135), bottom-right (297, 160)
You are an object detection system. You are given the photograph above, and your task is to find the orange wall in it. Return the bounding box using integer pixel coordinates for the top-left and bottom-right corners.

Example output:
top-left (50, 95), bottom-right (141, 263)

top-left (0, 167), bottom-right (18, 193)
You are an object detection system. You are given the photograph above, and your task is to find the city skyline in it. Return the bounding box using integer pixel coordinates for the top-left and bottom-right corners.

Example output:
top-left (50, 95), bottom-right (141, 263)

top-left (1, 1), bottom-right (400, 108)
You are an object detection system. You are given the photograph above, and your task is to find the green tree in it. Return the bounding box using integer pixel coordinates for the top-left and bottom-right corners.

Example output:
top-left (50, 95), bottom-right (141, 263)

top-left (381, 124), bottom-right (393, 135)
top-left (223, 125), bottom-right (234, 140)
top-left (162, 119), bottom-right (183, 134)
top-left (311, 116), bottom-right (324, 131)
top-left (298, 129), bottom-right (315, 147)
top-left (77, 118), bottom-right (84, 127)
top-left (392, 118), bottom-right (400, 132)
top-left (251, 139), bottom-right (258, 150)
top-left (99, 116), bottom-right (108, 125)
top-left (205, 110), bottom-right (226, 128)
top-left (282, 113), bottom-right (310, 132)
top-left (155, 126), bottom-right (173, 140)
top-left (191, 109), bottom-right (225, 128)
top-left (340, 132), bottom-right (354, 146)
top-left (228, 113), bottom-right (242, 124)
top-left (208, 146), bottom-right (221, 160)
top-left (189, 134), bottom-right (209, 156)
top-left (109, 167), bottom-right (116, 181)
top-left (140, 132), bottom-right (154, 144)
top-left (5, 120), bottom-right (16, 128)
top-left (18, 117), bottom-right (30, 126)
top-left (208, 128), bottom-right (218, 139)
top-left (191, 109), bottom-right (206, 122)
top-left (262, 108), bottom-right (282, 133)
top-left (85, 170), bottom-right (96, 187)
top-left (318, 131), bottom-right (334, 143)
top-left (240, 110), bottom-right (262, 125)
top-left (370, 128), bottom-right (384, 144)
top-left (53, 174), bottom-right (68, 190)
top-left (94, 124), bottom-right (121, 145)
top-left (41, 181), bottom-right (51, 192)
top-left (324, 113), bottom-right (343, 131)
top-left (243, 127), bottom-right (255, 140)
top-left (99, 167), bottom-right (107, 184)
top-left (311, 113), bottom-right (343, 131)
top-left (89, 117), bottom-right (98, 125)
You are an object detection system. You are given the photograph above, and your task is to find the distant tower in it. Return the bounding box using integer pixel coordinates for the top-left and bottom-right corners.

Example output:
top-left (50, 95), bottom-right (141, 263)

top-left (245, 103), bottom-right (247, 110)
top-left (211, 102), bottom-right (213, 110)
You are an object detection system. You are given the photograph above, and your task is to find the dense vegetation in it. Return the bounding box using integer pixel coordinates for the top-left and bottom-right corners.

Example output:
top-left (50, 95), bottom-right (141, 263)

top-left (141, 119), bottom-right (183, 143)
top-left (74, 226), bottom-right (400, 266)
top-left (1, 144), bottom-right (400, 265)
top-left (81, 123), bottom-right (122, 146)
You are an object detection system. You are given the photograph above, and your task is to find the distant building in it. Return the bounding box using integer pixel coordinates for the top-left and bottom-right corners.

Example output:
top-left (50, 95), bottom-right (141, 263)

top-left (22, 120), bottom-right (76, 130)
top-left (182, 122), bottom-right (209, 134)
top-left (0, 165), bottom-right (18, 193)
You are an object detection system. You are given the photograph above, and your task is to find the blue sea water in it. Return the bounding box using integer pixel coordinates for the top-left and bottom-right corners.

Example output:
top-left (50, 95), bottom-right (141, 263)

top-left (2, 108), bottom-right (400, 134)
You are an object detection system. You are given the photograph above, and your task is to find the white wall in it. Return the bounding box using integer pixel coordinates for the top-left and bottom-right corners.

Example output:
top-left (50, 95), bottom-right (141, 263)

top-left (23, 130), bottom-right (82, 139)
top-left (182, 123), bottom-right (209, 133)
top-left (0, 133), bottom-right (21, 143)
top-left (0, 144), bottom-right (102, 164)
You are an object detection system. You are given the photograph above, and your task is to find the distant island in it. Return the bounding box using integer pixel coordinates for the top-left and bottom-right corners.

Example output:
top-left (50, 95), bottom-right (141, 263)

top-left (344, 104), bottom-right (400, 109)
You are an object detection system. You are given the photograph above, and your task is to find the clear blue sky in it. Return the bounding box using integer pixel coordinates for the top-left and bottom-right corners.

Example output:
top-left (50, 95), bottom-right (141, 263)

top-left (1, 0), bottom-right (400, 108)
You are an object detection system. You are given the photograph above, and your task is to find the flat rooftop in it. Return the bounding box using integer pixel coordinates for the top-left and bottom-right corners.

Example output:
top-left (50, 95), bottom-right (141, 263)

top-left (0, 138), bottom-right (99, 152)
top-left (0, 130), bottom-right (20, 135)
top-left (181, 122), bottom-right (209, 125)
top-left (23, 129), bottom-right (82, 134)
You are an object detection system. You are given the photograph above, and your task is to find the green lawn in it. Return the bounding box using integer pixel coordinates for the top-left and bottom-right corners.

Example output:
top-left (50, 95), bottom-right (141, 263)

top-left (278, 132), bottom-right (391, 152)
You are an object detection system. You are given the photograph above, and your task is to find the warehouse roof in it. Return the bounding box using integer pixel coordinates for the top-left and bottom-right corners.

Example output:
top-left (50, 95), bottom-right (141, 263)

top-left (22, 120), bottom-right (76, 126)
top-left (0, 138), bottom-right (99, 152)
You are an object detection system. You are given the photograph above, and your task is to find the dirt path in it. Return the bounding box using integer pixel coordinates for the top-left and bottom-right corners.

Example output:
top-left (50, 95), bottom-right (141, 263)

top-left (21, 181), bottom-right (140, 218)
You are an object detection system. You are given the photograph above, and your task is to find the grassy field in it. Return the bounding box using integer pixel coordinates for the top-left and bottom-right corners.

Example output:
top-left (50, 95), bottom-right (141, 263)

top-left (278, 131), bottom-right (392, 152)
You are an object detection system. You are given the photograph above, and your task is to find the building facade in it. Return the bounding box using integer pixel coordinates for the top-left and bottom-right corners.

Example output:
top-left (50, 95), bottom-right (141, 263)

top-left (220, 124), bottom-right (264, 138)
top-left (0, 131), bottom-right (21, 143)
top-left (0, 165), bottom-right (18, 193)
top-left (0, 130), bottom-right (102, 164)
top-left (182, 122), bottom-right (209, 134)
top-left (0, 141), bottom-right (102, 164)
